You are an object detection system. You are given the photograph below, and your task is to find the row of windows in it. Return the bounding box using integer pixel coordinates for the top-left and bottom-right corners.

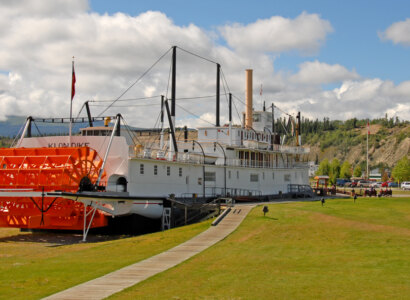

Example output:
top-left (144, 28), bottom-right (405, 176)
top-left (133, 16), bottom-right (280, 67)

top-left (204, 171), bottom-right (291, 183)
top-left (226, 170), bottom-right (275, 181)
top-left (140, 164), bottom-right (182, 177)
top-left (140, 164), bottom-right (294, 183)
top-left (237, 129), bottom-right (271, 143)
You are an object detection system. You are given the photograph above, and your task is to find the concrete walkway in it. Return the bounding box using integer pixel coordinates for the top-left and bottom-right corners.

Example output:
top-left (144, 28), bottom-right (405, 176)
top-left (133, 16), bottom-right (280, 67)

top-left (43, 204), bottom-right (255, 300)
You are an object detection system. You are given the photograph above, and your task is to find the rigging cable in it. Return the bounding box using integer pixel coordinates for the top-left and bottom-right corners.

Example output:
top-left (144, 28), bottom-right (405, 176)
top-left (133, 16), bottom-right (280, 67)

top-left (97, 47), bottom-right (173, 117)
top-left (177, 46), bottom-right (218, 65)
top-left (89, 95), bottom-right (161, 103)
top-left (175, 103), bottom-right (215, 126)
top-left (120, 116), bottom-right (142, 147)
top-left (11, 122), bottom-right (26, 148)
top-left (32, 121), bottom-right (43, 137)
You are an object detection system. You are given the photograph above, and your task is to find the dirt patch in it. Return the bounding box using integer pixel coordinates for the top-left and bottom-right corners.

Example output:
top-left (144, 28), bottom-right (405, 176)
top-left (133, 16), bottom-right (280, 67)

top-left (0, 230), bottom-right (132, 246)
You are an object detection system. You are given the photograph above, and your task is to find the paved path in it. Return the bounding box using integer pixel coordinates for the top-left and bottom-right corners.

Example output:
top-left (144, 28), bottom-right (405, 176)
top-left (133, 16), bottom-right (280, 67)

top-left (43, 204), bottom-right (255, 300)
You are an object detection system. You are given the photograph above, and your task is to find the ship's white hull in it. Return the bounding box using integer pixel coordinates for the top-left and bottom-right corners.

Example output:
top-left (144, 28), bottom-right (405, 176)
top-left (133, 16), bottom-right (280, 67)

top-left (17, 135), bottom-right (309, 220)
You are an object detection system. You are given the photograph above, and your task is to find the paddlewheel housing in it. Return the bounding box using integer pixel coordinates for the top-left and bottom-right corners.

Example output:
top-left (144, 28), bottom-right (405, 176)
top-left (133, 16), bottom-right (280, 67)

top-left (0, 147), bottom-right (108, 230)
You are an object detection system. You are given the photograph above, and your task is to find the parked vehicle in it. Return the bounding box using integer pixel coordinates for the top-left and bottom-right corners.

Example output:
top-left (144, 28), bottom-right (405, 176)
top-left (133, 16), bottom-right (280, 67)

top-left (358, 180), bottom-right (371, 188)
top-left (381, 182), bottom-right (388, 187)
top-left (345, 181), bottom-right (357, 187)
top-left (370, 182), bottom-right (382, 188)
top-left (336, 178), bottom-right (351, 187)
top-left (388, 182), bottom-right (399, 187)
top-left (400, 182), bottom-right (410, 190)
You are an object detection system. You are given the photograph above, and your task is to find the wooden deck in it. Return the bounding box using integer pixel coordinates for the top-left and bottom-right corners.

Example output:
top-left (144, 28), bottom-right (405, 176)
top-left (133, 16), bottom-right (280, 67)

top-left (43, 204), bottom-right (254, 300)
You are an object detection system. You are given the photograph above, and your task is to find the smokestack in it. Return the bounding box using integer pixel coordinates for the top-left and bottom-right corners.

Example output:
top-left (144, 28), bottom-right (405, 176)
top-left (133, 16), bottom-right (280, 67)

top-left (245, 69), bottom-right (253, 129)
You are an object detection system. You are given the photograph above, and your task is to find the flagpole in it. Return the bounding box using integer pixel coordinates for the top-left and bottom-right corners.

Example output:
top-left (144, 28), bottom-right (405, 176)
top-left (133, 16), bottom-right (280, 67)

top-left (69, 57), bottom-right (75, 141)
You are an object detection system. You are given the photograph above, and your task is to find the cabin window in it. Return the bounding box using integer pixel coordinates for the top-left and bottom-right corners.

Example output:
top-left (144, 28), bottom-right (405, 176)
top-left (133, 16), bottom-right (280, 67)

top-left (179, 167), bottom-right (182, 177)
top-left (204, 172), bottom-right (216, 182)
top-left (284, 174), bottom-right (291, 182)
top-left (140, 164), bottom-right (144, 175)
top-left (250, 174), bottom-right (259, 182)
top-left (272, 172), bottom-right (275, 180)
top-left (154, 165), bottom-right (158, 175)
top-left (228, 170), bottom-right (231, 179)
top-left (186, 176), bottom-right (189, 184)
top-left (167, 166), bottom-right (170, 176)
top-left (263, 172), bottom-right (265, 180)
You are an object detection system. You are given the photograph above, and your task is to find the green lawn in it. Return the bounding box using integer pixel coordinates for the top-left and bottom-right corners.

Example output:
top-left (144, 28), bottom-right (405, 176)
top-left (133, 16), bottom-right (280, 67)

top-left (1, 198), bottom-right (409, 300)
top-left (110, 197), bottom-right (410, 300)
top-left (392, 189), bottom-right (410, 196)
top-left (0, 220), bottom-right (211, 299)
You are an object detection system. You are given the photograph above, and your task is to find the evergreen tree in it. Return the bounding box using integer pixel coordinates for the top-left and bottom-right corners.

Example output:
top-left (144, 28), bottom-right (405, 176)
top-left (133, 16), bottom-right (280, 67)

top-left (329, 158), bottom-right (341, 184)
top-left (392, 156), bottom-right (410, 182)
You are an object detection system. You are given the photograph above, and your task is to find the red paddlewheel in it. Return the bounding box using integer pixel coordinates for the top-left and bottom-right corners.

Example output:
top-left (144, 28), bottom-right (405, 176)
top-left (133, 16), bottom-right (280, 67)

top-left (0, 147), bottom-right (108, 230)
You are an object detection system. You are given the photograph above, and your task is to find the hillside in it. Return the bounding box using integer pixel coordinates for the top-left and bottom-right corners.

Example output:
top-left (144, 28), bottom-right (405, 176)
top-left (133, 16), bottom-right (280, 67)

top-left (0, 114), bottom-right (408, 169)
top-left (302, 123), bottom-right (410, 168)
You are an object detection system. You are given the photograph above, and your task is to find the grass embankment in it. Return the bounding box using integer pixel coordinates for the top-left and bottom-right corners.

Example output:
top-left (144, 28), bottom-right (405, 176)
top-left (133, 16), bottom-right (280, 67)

top-left (111, 198), bottom-right (410, 300)
top-left (392, 189), bottom-right (410, 196)
top-left (0, 220), bottom-right (211, 300)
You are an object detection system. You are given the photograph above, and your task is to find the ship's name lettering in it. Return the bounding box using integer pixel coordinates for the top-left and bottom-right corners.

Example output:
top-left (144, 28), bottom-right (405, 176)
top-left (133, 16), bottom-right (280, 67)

top-left (47, 142), bottom-right (90, 148)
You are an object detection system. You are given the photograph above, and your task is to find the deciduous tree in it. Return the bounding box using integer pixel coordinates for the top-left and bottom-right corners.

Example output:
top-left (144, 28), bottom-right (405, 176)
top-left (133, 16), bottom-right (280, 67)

top-left (316, 159), bottom-right (330, 176)
top-left (353, 165), bottom-right (362, 178)
top-left (340, 161), bottom-right (352, 179)
top-left (392, 156), bottom-right (410, 182)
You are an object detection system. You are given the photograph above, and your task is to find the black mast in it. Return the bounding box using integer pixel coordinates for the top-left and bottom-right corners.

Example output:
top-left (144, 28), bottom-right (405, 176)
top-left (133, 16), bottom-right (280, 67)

top-left (85, 101), bottom-right (93, 127)
top-left (160, 95), bottom-right (164, 124)
top-left (216, 63), bottom-right (220, 127)
top-left (171, 46), bottom-right (176, 118)
top-left (229, 93), bottom-right (232, 123)
top-left (164, 99), bottom-right (178, 153)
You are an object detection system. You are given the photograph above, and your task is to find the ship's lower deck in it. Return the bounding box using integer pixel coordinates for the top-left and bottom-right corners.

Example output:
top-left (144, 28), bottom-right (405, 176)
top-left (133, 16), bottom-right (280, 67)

top-left (125, 157), bottom-right (310, 199)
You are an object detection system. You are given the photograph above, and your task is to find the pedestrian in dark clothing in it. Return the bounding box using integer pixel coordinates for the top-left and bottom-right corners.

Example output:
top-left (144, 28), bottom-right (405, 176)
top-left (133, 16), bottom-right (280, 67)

top-left (321, 198), bottom-right (325, 206)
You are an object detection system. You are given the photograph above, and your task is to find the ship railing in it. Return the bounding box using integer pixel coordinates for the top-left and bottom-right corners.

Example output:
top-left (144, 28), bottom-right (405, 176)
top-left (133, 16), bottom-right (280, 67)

top-left (226, 158), bottom-right (308, 169)
top-left (287, 184), bottom-right (313, 194)
top-left (205, 187), bottom-right (262, 197)
top-left (130, 145), bottom-right (309, 169)
top-left (130, 142), bottom-right (310, 158)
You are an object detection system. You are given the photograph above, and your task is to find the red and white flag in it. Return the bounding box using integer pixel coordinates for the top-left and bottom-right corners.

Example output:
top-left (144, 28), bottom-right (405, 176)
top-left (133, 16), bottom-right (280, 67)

top-left (367, 120), bottom-right (370, 135)
top-left (260, 84), bottom-right (263, 96)
top-left (71, 61), bottom-right (76, 101)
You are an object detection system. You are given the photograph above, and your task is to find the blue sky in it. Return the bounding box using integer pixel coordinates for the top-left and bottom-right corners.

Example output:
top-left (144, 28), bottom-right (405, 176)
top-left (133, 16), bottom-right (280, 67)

top-left (0, 0), bottom-right (408, 126)
top-left (90, 0), bottom-right (410, 84)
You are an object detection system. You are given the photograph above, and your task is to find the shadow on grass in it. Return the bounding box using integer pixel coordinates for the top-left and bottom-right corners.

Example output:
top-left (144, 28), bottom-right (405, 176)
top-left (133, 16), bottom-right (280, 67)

top-left (0, 230), bottom-right (132, 246)
top-left (261, 216), bottom-right (278, 220)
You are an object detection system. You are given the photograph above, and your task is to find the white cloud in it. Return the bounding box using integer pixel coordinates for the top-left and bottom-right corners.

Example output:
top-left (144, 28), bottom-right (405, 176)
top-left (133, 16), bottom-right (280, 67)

top-left (219, 12), bottom-right (333, 54)
top-left (290, 61), bottom-right (359, 85)
top-left (379, 19), bottom-right (410, 46)
top-left (296, 79), bottom-right (410, 120)
top-left (0, 0), bottom-right (408, 129)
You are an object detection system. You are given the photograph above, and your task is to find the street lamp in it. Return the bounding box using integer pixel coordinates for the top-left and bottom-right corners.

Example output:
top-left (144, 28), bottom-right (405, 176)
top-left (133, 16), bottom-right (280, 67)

top-left (192, 140), bottom-right (206, 198)
top-left (214, 142), bottom-right (226, 197)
